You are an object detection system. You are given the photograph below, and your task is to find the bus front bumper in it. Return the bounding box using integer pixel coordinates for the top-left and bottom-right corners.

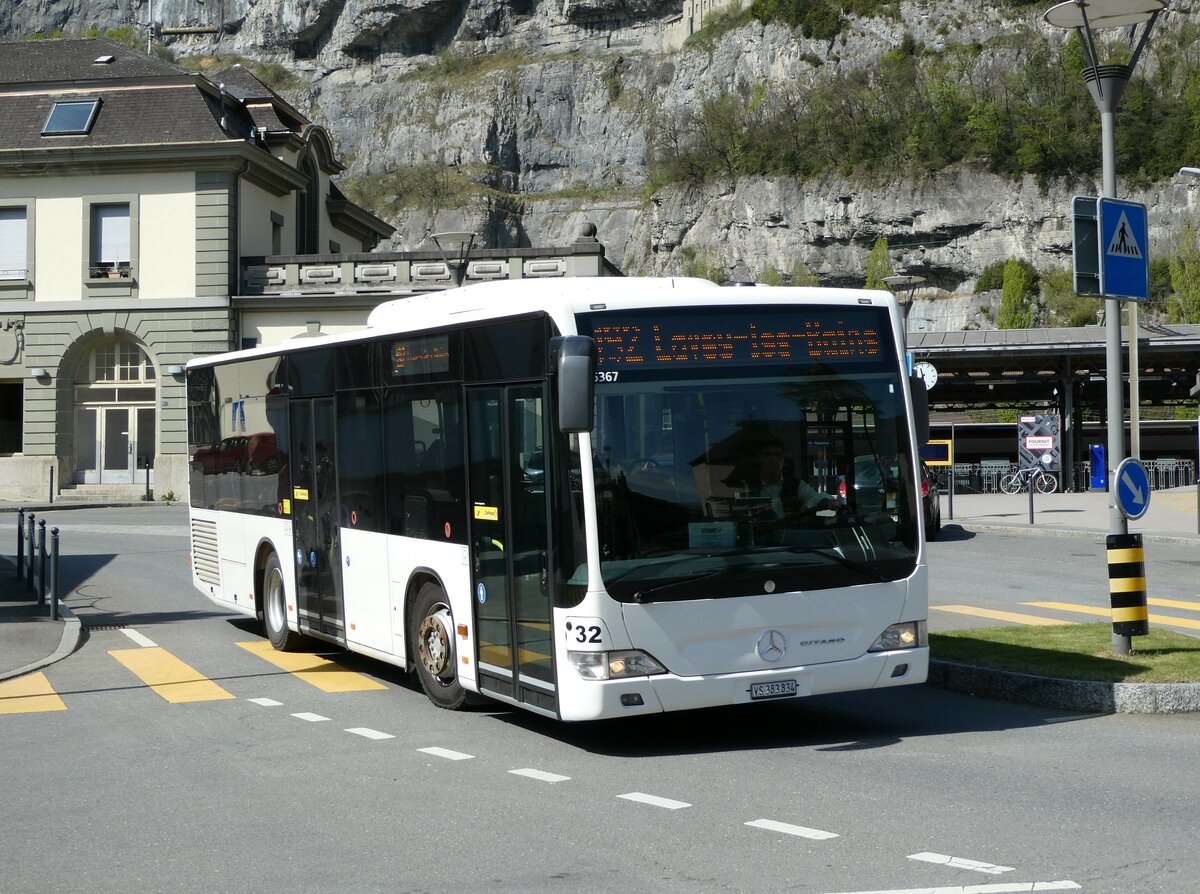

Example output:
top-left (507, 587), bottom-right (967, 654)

top-left (556, 646), bottom-right (928, 722)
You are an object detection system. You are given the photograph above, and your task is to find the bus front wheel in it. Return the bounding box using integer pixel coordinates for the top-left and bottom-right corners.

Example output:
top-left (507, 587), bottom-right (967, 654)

top-left (263, 552), bottom-right (303, 651)
top-left (410, 582), bottom-right (474, 710)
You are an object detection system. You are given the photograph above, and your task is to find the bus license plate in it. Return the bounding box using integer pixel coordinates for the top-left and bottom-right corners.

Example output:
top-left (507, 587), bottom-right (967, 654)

top-left (750, 680), bottom-right (797, 700)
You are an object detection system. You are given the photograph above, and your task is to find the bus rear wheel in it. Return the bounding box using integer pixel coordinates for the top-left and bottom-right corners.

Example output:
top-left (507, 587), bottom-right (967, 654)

top-left (263, 551), bottom-right (303, 651)
top-left (410, 582), bottom-right (474, 710)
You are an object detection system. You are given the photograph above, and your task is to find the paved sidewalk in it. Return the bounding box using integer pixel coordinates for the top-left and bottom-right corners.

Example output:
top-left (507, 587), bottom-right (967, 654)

top-left (941, 485), bottom-right (1199, 543)
top-left (0, 556), bottom-right (79, 684)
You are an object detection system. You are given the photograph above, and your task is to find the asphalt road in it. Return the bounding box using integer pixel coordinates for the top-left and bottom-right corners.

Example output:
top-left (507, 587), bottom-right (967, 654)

top-left (1, 508), bottom-right (1197, 894)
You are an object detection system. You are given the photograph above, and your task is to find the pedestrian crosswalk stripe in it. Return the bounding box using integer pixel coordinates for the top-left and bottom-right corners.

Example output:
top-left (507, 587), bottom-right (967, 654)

top-left (1024, 602), bottom-right (1200, 631)
top-left (236, 640), bottom-right (388, 692)
top-left (0, 672), bottom-right (68, 715)
top-left (109, 647), bottom-right (236, 703)
top-left (931, 605), bottom-right (1071, 626)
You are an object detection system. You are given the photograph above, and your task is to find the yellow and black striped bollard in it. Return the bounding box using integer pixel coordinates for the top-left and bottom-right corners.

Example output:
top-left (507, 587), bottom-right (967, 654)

top-left (1106, 533), bottom-right (1149, 638)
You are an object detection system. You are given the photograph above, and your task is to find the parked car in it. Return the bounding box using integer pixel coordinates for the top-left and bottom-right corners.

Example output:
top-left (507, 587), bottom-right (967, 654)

top-left (837, 455), bottom-right (941, 539)
top-left (920, 460), bottom-right (941, 540)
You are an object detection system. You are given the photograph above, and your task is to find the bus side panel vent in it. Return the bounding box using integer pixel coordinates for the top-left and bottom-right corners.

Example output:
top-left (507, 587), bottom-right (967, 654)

top-left (191, 517), bottom-right (221, 587)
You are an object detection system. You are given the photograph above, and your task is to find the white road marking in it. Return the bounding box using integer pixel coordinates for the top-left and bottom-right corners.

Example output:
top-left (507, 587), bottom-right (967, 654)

top-left (246, 697), bottom-right (283, 707)
top-left (909, 852), bottom-right (1015, 875)
top-left (820, 881), bottom-right (1081, 894)
top-left (345, 727), bottom-right (394, 740)
top-left (509, 768), bottom-right (571, 783)
top-left (745, 818), bottom-right (839, 840)
top-left (617, 792), bottom-right (691, 810)
top-left (291, 712), bottom-right (329, 722)
top-left (418, 746), bottom-right (474, 761)
top-left (120, 628), bottom-right (157, 648)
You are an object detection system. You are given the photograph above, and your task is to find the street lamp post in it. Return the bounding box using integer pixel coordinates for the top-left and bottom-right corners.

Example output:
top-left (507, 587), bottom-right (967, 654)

top-left (1044, 0), bottom-right (1164, 656)
top-left (883, 274), bottom-right (925, 356)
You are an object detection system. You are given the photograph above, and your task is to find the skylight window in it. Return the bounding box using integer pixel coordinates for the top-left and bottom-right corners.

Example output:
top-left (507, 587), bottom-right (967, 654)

top-left (42, 99), bottom-right (101, 136)
top-left (93, 54), bottom-right (115, 64)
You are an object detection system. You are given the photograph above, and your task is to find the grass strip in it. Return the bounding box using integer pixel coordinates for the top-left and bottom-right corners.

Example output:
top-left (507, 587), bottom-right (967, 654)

top-left (930, 622), bottom-right (1200, 684)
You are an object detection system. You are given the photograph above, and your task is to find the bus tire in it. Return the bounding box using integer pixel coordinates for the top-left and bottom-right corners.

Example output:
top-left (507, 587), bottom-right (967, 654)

top-left (410, 582), bottom-right (475, 710)
top-left (263, 551), bottom-right (303, 651)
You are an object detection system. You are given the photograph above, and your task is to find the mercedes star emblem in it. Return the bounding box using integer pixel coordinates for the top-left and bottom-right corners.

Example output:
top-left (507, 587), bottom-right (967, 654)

top-left (756, 629), bottom-right (787, 663)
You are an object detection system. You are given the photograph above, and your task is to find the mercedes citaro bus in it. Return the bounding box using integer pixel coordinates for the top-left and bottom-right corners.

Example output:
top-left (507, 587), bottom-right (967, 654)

top-left (186, 277), bottom-right (930, 721)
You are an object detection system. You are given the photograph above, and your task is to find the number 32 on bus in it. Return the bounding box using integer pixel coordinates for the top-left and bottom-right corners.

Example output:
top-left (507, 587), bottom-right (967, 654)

top-left (186, 277), bottom-right (931, 721)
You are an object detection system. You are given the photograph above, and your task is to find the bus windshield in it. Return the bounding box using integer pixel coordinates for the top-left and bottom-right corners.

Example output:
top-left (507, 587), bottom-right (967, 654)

top-left (579, 305), bottom-right (918, 602)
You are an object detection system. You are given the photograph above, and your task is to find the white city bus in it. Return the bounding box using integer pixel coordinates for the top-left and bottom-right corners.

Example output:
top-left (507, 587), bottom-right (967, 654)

top-left (186, 277), bottom-right (930, 721)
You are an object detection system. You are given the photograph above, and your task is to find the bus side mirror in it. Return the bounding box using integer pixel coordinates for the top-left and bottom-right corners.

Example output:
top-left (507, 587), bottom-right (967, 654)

top-left (552, 336), bottom-right (596, 433)
top-left (909, 372), bottom-right (930, 446)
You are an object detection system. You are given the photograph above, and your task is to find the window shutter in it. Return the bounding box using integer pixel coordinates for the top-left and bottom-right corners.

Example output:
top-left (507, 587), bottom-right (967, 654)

top-left (0, 208), bottom-right (26, 280)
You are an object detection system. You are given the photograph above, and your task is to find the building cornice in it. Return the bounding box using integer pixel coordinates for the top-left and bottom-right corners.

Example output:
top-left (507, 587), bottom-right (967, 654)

top-left (0, 141), bottom-right (307, 195)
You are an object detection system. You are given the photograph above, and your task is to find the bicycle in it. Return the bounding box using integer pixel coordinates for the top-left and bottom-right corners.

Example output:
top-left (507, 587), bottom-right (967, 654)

top-left (999, 466), bottom-right (1058, 495)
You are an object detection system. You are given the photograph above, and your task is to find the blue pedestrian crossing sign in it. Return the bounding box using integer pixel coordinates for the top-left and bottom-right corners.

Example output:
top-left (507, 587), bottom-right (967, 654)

top-left (1114, 457), bottom-right (1151, 521)
top-left (1098, 198), bottom-right (1149, 301)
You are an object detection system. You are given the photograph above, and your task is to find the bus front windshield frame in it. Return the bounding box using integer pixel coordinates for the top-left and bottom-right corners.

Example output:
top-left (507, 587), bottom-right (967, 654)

top-left (578, 305), bottom-right (918, 603)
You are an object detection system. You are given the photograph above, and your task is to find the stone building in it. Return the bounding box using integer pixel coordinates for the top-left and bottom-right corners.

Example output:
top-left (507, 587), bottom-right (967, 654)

top-left (0, 37), bottom-right (618, 503)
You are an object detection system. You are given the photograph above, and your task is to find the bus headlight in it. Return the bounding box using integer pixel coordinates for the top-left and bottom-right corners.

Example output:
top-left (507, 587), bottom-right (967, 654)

top-left (868, 621), bottom-right (927, 652)
top-left (568, 650), bottom-right (666, 680)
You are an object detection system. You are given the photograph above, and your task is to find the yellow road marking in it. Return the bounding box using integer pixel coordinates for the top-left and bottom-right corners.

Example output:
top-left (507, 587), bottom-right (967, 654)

top-left (109, 647), bottom-right (236, 704)
top-left (237, 641), bottom-right (387, 692)
top-left (1149, 597), bottom-right (1200, 611)
top-left (931, 604), bottom-right (1071, 626)
top-left (1024, 602), bottom-right (1200, 631)
top-left (0, 672), bottom-right (68, 715)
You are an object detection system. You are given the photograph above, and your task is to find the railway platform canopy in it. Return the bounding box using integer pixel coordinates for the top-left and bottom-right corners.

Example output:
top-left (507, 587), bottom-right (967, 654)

top-left (910, 322), bottom-right (1200, 411)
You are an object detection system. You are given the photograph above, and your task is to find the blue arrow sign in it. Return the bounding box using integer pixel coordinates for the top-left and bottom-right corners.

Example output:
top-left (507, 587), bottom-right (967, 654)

top-left (1098, 198), bottom-right (1149, 301)
top-left (1114, 457), bottom-right (1151, 521)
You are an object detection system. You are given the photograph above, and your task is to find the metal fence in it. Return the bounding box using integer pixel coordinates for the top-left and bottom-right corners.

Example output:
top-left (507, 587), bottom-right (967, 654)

top-left (930, 459), bottom-right (1196, 494)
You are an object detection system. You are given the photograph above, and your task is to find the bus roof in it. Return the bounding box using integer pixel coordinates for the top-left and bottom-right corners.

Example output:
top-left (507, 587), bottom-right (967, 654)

top-left (187, 277), bottom-right (899, 369)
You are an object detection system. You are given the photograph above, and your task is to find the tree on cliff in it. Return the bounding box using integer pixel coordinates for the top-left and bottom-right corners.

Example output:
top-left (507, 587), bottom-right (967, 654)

top-left (997, 257), bottom-right (1035, 329)
top-left (864, 237), bottom-right (893, 290)
top-left (1168, 223), bottom-right (1200, 324)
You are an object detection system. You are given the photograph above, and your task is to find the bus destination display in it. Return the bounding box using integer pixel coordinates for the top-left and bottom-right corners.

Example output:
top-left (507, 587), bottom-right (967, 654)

top-left (582, 308), bottom-right (885, 369)
top-left (391, 334), bottom-right (451, 378)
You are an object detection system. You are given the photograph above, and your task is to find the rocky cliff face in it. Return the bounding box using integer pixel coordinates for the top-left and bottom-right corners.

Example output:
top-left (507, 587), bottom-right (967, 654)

top-left (6, 0), bottom-right (1199, 321)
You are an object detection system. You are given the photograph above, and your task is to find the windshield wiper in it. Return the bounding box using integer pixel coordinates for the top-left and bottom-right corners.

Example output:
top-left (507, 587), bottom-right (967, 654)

top-left (632, 569), bottom-right (725, 603)
top-left (762, 546), bottom-right (891, 583)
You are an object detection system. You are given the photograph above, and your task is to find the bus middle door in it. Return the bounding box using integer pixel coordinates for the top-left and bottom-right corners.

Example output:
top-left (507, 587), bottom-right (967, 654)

top-left (466, 385), bottom-right (555, 713)
top-left (289, 397), bottom-right (345, 641)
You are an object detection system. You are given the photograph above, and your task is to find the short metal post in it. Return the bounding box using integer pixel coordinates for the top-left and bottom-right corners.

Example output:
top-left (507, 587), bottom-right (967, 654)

top-left (144, 462), bottom-right (151, 502)
top-left (49, 527), bottom-right (60, 621)
top-left (49, 466), bottom-right (54, 504)
top-left (16, 508), bottom-right (24, 581)
top-left (948, 425), bottom-right (955, 520)
top-left (26, 512), bottom-right (35, 589)
top-left (1028, 475), bottom-right (1035, 525)
top-left (37, 519), bottom-right (47, 606)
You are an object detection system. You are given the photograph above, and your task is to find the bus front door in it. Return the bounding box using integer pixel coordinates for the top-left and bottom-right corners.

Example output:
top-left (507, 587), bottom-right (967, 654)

top-left (467, 385), bottom-right (556, 714)
top-left (289, 397), bottom-right (345, 641)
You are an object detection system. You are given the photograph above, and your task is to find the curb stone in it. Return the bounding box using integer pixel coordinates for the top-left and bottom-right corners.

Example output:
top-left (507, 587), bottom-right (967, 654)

top-left (929, 659), bottom-right (1200, 714)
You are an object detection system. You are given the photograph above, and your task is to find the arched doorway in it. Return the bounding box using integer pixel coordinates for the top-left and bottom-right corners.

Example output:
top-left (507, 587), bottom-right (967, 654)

top-left (74, 336), bottom-right (156, 484)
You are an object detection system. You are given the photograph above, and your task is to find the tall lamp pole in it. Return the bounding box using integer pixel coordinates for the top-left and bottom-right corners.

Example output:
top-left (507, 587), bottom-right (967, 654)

top-left (1044, 0), bottom-right (1163, 656)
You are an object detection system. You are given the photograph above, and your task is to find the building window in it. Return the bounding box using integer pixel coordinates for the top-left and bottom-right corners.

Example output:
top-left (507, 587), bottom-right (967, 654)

top-left (0, 382), bottom-right (21, 453)
top-left (0, 208), bottom-right (27, 281)
top-left (90, 203), bottom-right (131, 278)
top-left (295, 155), bottom-right (320, 254)
top-left (79, 339), bottom-right (155, 384)
top-left (43, 99), bottom-right (101, 136)
top-left (271, 212), bottom-right (283, 255)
